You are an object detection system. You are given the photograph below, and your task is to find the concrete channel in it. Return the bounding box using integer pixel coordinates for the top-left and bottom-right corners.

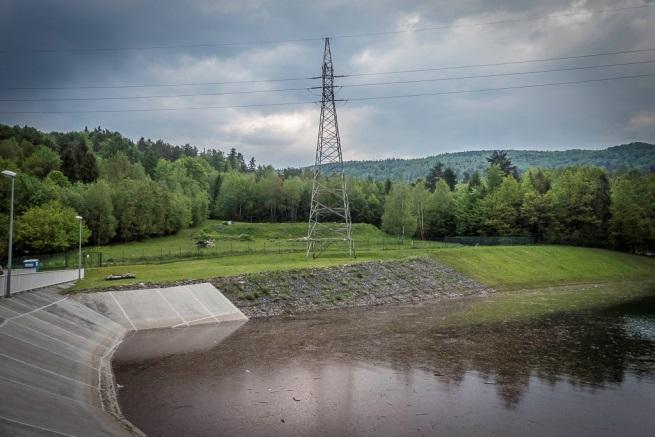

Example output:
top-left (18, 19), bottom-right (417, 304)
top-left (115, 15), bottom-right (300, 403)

top-left (0, 283), bottom-right (248, 436)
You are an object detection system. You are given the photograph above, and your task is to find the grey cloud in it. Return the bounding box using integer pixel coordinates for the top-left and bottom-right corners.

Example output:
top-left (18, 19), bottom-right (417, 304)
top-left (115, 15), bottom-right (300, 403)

top-left (1, 0), bottom-right (654, 167)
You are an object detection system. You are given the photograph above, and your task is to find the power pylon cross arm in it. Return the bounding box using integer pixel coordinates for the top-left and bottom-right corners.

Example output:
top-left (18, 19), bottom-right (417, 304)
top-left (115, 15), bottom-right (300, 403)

top-left (306, 37), bottom-right (354, 258)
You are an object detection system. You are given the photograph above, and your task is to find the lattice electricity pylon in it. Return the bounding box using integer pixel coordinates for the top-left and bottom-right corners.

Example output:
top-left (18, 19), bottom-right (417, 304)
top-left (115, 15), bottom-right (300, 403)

top-left (306, 37), bottom-right (354, 258)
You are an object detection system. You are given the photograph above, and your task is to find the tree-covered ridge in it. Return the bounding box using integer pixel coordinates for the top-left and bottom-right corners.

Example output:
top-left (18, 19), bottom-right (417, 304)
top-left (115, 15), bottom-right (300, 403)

top-left (339, 142), bottom-right (655, 181)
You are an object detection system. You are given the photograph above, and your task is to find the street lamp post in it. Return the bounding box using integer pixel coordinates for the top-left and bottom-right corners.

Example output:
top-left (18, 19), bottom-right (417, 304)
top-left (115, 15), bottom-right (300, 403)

top-left (75, 215), bottom-right (83, 281)
top-left (2, 170), bottom-right (16, 298)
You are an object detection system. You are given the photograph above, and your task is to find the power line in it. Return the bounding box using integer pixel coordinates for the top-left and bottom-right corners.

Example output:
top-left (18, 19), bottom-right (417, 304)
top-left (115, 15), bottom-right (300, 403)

top-left (0, 76), bottom-right (320, 91)
top-left (2, 47), bottom-right (654, 92)
top-left (3, 59), bottom-right (653, 102)
top-left (0, 100), bottom-right (315, 114)
top-left (336, 59), bottom-right (655, 88)
top-left (339, 73), bottom-right (655, 103)
top-left (1, 72), bottom-right (652, 114)
top-left (339, 48), bottom-right (655, 79)
top-left (1, 4), bottom-right (652, 54)
top-left (0, 85), bottom-right (316, 102)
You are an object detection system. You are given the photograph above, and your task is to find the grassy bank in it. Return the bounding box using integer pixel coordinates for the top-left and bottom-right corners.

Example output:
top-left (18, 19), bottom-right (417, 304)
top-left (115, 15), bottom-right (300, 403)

top-left (447, 280), bottom-right (655, 326)
top-left (74, 248), bottom-right (435, 290)
top-left (74, 244), bottom-right (655, 291)
top-left (430, 245), bottom-right (655, 290)
top-left (91, 221), bottom-right (394, 263)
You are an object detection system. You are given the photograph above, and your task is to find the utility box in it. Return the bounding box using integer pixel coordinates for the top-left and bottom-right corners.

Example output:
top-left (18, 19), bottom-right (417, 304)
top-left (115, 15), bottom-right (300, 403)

top-left (23, 259), bottom-right (40, 271)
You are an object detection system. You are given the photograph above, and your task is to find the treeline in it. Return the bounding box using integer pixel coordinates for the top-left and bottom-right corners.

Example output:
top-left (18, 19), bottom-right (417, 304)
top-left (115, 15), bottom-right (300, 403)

top-left (0, 124), bottom-right (258, 255)
top-left (380, 154), bottom-right (655, 254)
top-left (1, 124), bottom-right (653, 257)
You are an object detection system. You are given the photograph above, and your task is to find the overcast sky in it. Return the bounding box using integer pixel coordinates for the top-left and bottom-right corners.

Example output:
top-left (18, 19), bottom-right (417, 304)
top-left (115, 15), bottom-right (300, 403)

top-left (1, 0), bottom-right (654, 167)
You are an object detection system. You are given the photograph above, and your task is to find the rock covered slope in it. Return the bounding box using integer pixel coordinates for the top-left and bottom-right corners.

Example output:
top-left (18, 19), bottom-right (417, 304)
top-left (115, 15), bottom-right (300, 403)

top-left (217, 257), bottom-right (493, 318)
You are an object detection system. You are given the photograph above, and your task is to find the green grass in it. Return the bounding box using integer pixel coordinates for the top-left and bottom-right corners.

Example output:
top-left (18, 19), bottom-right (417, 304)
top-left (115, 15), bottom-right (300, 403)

top-left (75, 244), bottom-right (655, 292)
top-left (88, 221), bottom-right (409, 263)
top-left (74, 248), bottom-right (435, 290)
top-left (446, 280), bottom-right (655, 326)
top-left (430, 245), bottom-right (655, 290)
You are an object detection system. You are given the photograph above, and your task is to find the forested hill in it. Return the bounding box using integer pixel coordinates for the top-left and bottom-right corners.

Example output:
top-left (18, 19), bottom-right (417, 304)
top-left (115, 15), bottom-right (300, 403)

top-left (340, 143), bottom-right (655, 181)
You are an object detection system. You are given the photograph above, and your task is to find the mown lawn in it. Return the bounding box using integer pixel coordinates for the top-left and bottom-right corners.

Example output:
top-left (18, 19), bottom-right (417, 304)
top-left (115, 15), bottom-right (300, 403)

top-left (430, 245), bottom-right (655, 290)
top-left (74, 248), bottom-right (436, 290)
top-left (75, 244), bottom-right (655, 292)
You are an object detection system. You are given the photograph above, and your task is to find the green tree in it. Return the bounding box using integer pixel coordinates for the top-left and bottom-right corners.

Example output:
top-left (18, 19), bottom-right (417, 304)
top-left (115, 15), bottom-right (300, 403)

top-left (485, 165), bottom-right (504, 193)
top-left (546, 167), bottom-right (611, 245)
top-left (426, 162), bottom-right (444, 191)
top-left (282, 176), bottom-right (304, 221)
top-left (256, 171), bottom-right (283, 221)
top-left (425, 180), bottom-right (456, 237)
top-left (78, 181), bottom-right (117, 245)
top-left (16, 201), bottom-right (89, 254)
top-left (22, 145), bottom-right (61, 178)
top-left (381, 183), bottom-right (416, 238)
top-left (454, 185), bottom-right (483, 235)
top-left (216, 171), bottom-right (256, 220)
top-left (487, 150), bottom-right (518, 178)
top-left (364, 193), bottom-right (383, 226)
top-left (481, 177), bottom-right (524, 235)
top-left (609, 173), bottom-right (655, 252)
top-left (410, 182), bottom-right (430, 239)
top-left (99, 153), bottom-right (147, 182)
top-left (443, 167), bottom-right (457, 190)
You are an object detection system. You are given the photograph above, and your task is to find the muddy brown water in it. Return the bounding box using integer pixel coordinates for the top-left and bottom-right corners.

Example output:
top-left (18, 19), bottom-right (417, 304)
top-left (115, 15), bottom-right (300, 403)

top-left (114, 295), bottom-right (655, 436)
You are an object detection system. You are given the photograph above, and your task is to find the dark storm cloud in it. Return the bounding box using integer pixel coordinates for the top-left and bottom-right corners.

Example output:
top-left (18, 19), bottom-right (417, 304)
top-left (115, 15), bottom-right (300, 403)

top-left (1, 0), bottom-right (654, 166)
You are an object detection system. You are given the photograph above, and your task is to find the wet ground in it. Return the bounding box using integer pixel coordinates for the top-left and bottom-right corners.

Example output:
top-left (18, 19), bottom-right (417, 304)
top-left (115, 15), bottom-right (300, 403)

top-left (114, 293), bottom-right (655, 436)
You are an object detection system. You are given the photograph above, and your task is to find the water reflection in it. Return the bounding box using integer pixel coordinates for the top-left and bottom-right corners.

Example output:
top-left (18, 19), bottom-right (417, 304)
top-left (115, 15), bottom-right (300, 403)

top-left (114, 295), bottom-right (655, 436)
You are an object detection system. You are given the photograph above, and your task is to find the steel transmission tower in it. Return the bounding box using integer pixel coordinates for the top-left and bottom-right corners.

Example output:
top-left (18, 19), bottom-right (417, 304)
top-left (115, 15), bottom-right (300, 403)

top-left (306, 37), bottom-right (354, 258)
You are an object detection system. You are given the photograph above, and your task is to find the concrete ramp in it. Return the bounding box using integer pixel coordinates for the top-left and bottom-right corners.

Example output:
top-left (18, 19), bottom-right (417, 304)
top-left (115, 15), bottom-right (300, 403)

top-left (0, 289), bottom-right (131, 436)
top-left (76, 283), bottom-right (247, 330)
top-left (0, 283), bottom-right (248, 436)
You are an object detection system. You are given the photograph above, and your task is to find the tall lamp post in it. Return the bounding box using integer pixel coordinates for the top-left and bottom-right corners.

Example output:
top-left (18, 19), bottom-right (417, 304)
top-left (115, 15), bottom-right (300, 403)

top-left (2, 170), bottom-right (16, 298)
top-left (75, 215), bottom-right (83, 281)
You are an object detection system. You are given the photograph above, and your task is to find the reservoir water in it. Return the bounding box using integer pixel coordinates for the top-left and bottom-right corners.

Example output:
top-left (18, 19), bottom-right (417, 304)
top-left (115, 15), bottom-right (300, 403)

top-left (114, 294), bottom-right (655, 436)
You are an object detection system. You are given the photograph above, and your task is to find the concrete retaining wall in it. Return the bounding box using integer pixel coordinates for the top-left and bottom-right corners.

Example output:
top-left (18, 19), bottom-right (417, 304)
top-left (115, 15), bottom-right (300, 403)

top-left (77, 283), bottom-right (247, 330)
top-left (0, 283), bottom-right (247, 436)
top-left (1, 268), bottom-right (85, 295)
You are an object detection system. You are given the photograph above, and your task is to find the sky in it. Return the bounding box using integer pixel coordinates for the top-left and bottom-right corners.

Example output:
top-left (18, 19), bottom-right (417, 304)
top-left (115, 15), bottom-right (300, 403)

top-left (1, 0), bottom-right (654, 167)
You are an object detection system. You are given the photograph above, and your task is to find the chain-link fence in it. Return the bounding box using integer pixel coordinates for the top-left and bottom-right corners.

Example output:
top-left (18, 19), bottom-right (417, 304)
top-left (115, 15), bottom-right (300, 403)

top-left (3, 236), bottom-right (541, 270)
top-left (98, 238), bottom-right (460, 266)
top-left (444, 235), bottom-right (536, 246)
top-left (7, 252), bottom-right (103, 270)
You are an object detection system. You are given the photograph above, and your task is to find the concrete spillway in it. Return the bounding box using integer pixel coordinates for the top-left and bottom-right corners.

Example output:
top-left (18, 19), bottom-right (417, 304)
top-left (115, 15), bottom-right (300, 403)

top-left (0, 283), bottom-right (247, 436)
